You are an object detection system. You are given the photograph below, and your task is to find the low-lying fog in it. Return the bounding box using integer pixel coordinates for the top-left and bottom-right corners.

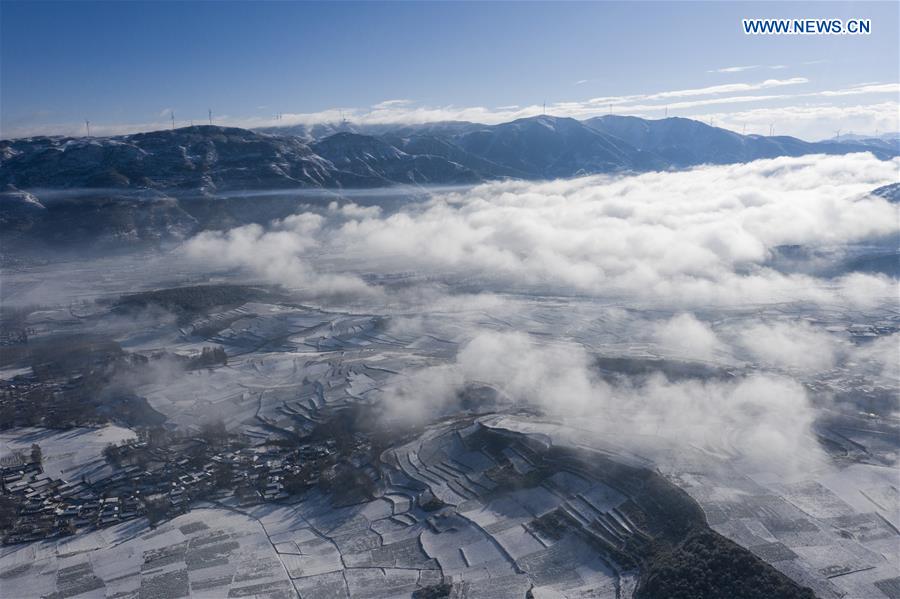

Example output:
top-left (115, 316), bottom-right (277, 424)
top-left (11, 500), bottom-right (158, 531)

top-left (4, 152), bottom-right (898, 476)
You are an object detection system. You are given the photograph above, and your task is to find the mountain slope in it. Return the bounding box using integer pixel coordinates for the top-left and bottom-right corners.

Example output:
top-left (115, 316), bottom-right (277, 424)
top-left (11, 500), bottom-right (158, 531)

top-left (311, 132), bottom-right (483, 185)
top-left (583, 115), bottom-right (897, 166)
top-left (0, 126), bottom-right (340, 191)
top-left (0, 185), bottom-right (199, 250)
top-left (382, 133), bottom-right (530, 179)
top-left (256, 120), bottom-right (482, 142)
top-left (453, 115), bottom-right (663, 177)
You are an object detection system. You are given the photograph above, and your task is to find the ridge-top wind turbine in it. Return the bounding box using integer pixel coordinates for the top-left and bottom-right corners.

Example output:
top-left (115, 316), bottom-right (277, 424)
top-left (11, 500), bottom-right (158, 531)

top-left (208, 109), bottom-right (213, 126)
top-left (85, 119), bottom-right (91, 136)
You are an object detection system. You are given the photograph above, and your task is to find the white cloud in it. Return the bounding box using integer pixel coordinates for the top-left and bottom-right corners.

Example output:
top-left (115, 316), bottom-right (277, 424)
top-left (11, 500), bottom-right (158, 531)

top-left (654, 314), bottom-right (723, 361)
top-left (328, 201), bottom-right (382, 220)
top-left (735, 321), bottom-right (840, 373)
top-left (327, 154), bottom-right (897, 307)
top-left (378, 330), bottom-right (825, 473)
top-left (821, 83), bottom-right (900, 97)
top-left (581, 78), bottom-right (808, 111)
top-left (709, 65), bottom-right (762, 74)
top-left (620, 93), bottom-right (787, 112)
top-left (182, 153), bottom-right (900, 314)
top-left (708, 64), bottom-right (791, 74)
top-left (372, 99), bottom-right (414, 109)
top-left (700, 101), bottom-right (900, 140)
top-left (640, 77), bottom-right (809, 100)
top-left (182, 214), bottom-right (375, 299)
top-left (851, 333), bottom-right (900, 384)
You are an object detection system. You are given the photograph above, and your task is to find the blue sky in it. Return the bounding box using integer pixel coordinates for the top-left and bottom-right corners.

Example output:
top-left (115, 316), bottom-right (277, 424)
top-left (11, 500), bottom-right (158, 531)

top-left (1, 1), bottom-right (897, 139)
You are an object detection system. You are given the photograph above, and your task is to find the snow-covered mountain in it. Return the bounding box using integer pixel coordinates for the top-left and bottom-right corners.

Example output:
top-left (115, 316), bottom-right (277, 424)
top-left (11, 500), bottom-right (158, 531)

top-left (818, 132), bottom-right (900, 153)
top-left (582, 115), bottom-right (897, 166)
top-left (0, 126), bottom-right (340, 191)
top-left (4, 117), bottom-right (894, 193)
top-left (451, 115), bottom-right (665, 177)
top-left (311, 132), bottom-right (482, 185)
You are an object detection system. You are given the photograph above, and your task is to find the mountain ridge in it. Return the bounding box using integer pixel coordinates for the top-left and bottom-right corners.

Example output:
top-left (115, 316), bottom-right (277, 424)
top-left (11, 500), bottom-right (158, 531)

top-left (3, 116), bottom-right (895, 194)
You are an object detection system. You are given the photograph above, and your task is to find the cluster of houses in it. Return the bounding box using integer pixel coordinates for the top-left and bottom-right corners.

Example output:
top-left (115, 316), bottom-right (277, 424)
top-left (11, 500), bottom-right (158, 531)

top-left (0, 372), bottom-right (109, 430)
top-left (1, 453), bottom-right (157, 545)
top-left (0, 429), bottom-right (365, 546)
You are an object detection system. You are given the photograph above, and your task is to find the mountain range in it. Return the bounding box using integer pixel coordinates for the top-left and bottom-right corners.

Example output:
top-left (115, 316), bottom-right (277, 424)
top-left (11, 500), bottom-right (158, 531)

top-left (1, 115), bottom-right (897, 248)
top-left (3, 115), bottom-right (897, 192)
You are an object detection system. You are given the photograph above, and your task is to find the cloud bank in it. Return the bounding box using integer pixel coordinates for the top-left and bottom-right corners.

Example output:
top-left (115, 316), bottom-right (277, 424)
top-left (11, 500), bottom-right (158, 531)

top-left (378, 330), bottom-right (824, 474)
top-left (184, 152), bottom-right (899, 310)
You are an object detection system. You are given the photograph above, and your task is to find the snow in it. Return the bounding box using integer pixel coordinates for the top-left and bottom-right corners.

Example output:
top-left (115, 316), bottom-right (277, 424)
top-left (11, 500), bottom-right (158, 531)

top-left (0, 426), bottom-right (136, 481)
top-left (0, 508), bottom-right (292, 599)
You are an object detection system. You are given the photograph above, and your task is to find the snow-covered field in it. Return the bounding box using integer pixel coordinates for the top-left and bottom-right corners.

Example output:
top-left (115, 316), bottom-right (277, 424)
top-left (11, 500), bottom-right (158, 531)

top-left (0, 426), bottom-right (136, 482)
top-left (0, 507), bottom-right (293, 599)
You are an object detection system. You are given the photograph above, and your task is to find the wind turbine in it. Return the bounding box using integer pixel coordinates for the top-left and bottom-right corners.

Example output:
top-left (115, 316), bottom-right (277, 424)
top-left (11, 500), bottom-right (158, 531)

top-left (834, 128), bottom-right (841, 140)
top-left (85, 119), bottom-right (91, 137)
top-left (171, 111), bottom-right (175, 130)
top-left (208, 109), bottom-right (213, 126)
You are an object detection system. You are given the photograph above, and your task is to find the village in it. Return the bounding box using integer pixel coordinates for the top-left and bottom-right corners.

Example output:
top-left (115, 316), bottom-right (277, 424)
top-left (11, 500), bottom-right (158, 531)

top-left (0, 420), bottom-right (376, 546)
